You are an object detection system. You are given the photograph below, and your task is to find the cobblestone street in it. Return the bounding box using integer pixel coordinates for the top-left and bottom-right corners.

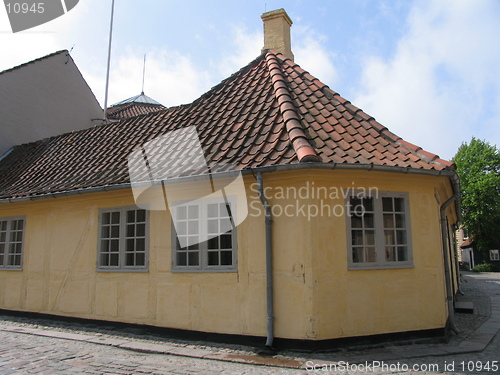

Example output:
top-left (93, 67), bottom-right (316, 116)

top-left (0, 272), bottom-right (498, 374)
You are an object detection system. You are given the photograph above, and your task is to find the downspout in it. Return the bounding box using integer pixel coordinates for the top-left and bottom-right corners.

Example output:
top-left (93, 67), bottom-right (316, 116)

top-left (257, 172), bottom-right (274, 348)
top-left (440, 194), bottom-right (460, 335)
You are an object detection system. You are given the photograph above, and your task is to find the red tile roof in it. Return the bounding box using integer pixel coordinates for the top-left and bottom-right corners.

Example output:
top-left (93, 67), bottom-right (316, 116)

top-left (106, 102), bottom-right (166, 120)
top-left (0, 51), bottom-right (455, 201)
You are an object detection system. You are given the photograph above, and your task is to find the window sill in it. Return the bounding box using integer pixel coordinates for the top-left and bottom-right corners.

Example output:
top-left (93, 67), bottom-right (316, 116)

top-left (96, 268), bottom-right (149, 273)
top-left (348, 263), bottom-right (415, 271)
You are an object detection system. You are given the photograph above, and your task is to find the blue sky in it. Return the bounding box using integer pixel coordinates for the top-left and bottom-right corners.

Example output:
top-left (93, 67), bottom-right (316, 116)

top-left (1, 0), bottom-right (499, 160)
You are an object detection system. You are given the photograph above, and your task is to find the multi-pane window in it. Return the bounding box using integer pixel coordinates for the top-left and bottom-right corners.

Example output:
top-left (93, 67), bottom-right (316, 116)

top-left (98, 207), bottom-right (148, 270)
top-left (172, 199), bottom-right (236, 271)
top-left (347, 192), bottom-right (412, 269)
top-left (0, 217), bottom-right (25, 270)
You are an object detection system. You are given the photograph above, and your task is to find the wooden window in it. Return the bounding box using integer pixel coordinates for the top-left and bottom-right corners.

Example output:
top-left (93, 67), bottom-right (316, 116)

top-left (98, 207), bottom-right (148, 271)
top-left (172, 198), bottom-right (237, 272)
top-left (0, 217), bottom-right (25, 270)
top-left (347, 192), bottom-right (413, 269)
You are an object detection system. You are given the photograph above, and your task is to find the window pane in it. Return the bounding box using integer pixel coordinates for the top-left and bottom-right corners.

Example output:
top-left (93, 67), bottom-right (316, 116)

top-left (384, 230), bottom-right (395, 245)
top-left (111, 212), bottom-right (120, 224)
top-left (127, 210), bottom-right (136, 223)
top-left (383, 214), bottom-right (394, 228)
top-left (0, 221), bottom-right (6, 231)
top-left (220, 218), bottom-right (232, 234)
top-left (136, 252), bottom-right (145, 266)
top-left (351, 215), bottom-right (362, 228)
top-left (187, 239), bottom-right (199, 250)
top-left (207, 219), bottom-right (218, 234)
top-left (397, 246), bottom-right (408, 261)
top-left (221, 251), bottom-right (232, 266)
top-left (103, 213), bottom-right (110, 225)
top-left (126, 252), bottom-right (135, 266)
top-left (0, 232), bottom-right (5, 243)
top-left (220, 234), bottom-right (232, 249)
top-left (102, 226), bottom-right (110, 238)
top-left (101, 239), bottom-right (110, 252)
top-left (177, 252), bottom-right (187, 266)
top-left (362, 198), bottom-right (374, 211)
top-left (176, 221), bottom-right (187, 235)
top-left (394, 198), bottom-right (404, 212)
top-left (177, 206), bottom-right (187, 220)
top-left (110, 253), bottom-right (119, 266)
top-left (207, 203), bottom-right (218, 218)
top-left (188, 205), bottom-right (199, 219)
top-left (0, 243), bottom-right (4, 254)
top-left (111, 225), bottom-right (120, 238)
top-left (110, 239), bottom-right (119, 252)
top-left (382, 197), bottom-right (393, 212)
top-left (396, 230), bottom-right (407, 245)
top-left (188, 221), bottom-right (198, 235)
top-left (208, 237), bottom-right (218, 250)
top-left (188, 251), bottom-right (199, 266)
top-left (136, 223), bottom-right (146, 237)
top-left (352, 230), bottom-right (363, 245)
top-left (126, 238), bottom-right (135, 251)
top-left (126, 224), bottom-right (135, 237)
top-left (366, 247), bottom-right (377, 262)
top-left (136, 209), bottom-right (146, 222)
top-left (136, 238), bottom-right (145, 252)
top-left (386, 246), bottom-right (395, 261)
top-left (208, 251), bottom-right (219, 265)
top-left (365, 230), bottom-right (375, 245)
top-left (395, 214), bottom-right (406, 228)
top-left (0, 254), bottom-right (3, 266)
top-left (364, 213), bottom-right (374, 228)
top-left (352, 248), bottom-right (363, 263)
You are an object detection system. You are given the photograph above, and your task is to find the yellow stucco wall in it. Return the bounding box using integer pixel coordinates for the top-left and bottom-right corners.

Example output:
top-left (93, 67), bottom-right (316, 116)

top-left (0, 169), bottom-right (457, 341)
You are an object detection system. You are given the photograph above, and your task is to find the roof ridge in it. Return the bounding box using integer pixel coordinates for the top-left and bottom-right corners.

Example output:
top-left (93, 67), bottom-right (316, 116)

top-left (265, 51), bottom-right (320, 163)
top-left (0, 50), bottom-right (68, 76)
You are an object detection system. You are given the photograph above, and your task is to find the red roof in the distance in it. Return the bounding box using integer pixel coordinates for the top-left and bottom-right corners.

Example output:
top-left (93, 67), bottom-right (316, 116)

top-left (0, 50), bottom-right (455, 200)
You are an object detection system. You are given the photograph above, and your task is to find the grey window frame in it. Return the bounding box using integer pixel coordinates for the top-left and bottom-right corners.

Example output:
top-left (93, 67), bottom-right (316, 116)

top-left (97, 206), bottom-right (149, 272)
top-left (0, 216), bottom-right (26, 270)
top-left (171, 197), bottom-right (238, 272)
top-left (346, 191), bottom-right (413, 270)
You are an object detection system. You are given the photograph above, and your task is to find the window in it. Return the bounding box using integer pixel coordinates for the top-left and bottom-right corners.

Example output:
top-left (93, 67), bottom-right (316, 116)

top-left (98, 207), bottom-right (148, 270)
top-left (172, 198), bottom-right (237, 271)
top-left (0, 216), bottom-right (25, 270)
top-left (347, 192), bottom-right (412, 269)
top-left (490, 250), bottom-right (499, 261)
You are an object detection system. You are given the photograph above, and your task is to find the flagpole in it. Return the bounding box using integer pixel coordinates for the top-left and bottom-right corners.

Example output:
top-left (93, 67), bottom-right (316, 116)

top-left (103, 0), bottom-right (115, 122)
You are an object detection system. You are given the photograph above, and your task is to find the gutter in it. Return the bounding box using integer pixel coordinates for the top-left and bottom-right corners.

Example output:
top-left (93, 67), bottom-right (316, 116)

top-left (440, 193), bottom-right (461, 335)
top-left (1, 163), bottom-right (460, 206)
top-left (256, 172), bottom-right (274, 348)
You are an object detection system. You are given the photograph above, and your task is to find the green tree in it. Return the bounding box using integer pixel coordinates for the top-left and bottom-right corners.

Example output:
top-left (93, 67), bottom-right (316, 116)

top-left (452, 138), bottom-right (500, 257)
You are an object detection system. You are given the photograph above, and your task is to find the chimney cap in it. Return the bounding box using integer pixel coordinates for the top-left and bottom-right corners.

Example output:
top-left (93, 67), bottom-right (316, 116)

top-left (261, 8), bottom-right (293, 26)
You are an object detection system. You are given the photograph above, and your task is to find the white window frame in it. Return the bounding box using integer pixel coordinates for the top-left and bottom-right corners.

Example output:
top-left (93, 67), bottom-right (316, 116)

top-left (0, 216), bottom-right (26, 270)
top-left (490, 249), bottom-right (499, 261)
top-left (346, 191), bottom-right (413, 270)
top-left (97, 206), bottom-right (149, 271)
top-left (171, 197), bottom-right (237, 272)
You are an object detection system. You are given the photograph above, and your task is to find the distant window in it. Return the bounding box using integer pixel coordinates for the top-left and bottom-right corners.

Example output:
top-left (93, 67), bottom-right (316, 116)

top-left (0, 216), bottom-right (25, 270)
top-left (97, 207), bottom-right (148, 271)
top-left (490, 249), bottom-right (499, 261)
top-left (172, 198), bottom-right (237, 272)
top-left (347, 192), bottom-right (413, 269)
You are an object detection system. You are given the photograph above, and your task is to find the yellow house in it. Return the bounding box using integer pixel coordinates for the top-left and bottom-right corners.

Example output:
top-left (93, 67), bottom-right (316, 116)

top-left (0, 9), bottom-right (460, 349)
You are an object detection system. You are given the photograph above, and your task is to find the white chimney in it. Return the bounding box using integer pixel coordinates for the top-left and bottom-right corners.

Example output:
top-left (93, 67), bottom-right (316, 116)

top-left (261, 8), bottom-right (294, 61)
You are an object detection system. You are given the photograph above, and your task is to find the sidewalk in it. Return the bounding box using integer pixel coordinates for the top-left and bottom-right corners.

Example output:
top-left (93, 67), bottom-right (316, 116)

top-left (0, 272), bottom-right (498, 371)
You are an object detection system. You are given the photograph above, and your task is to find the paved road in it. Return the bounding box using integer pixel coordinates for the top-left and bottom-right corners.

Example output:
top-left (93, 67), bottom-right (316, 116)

top-left (0, 272), bottom-right (498, 374)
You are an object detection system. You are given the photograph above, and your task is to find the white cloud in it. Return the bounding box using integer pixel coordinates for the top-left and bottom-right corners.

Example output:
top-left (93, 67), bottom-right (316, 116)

top-left (294, 26), bottom-right (338, 87)
top-left (353, 0), bottom-right (500, 160)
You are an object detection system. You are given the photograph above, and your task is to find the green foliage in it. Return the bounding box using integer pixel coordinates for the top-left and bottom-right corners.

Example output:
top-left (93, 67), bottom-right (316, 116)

top-left (472, 263), bottom-right (500, 273)
top-left (452, 138), bottom-right (500, 256)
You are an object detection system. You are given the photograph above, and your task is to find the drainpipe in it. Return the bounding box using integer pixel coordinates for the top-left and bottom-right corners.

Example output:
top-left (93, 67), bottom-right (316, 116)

top-left (257, 172), bottom-right (274, 348)
top-left (440, 194), bottom-right (460, 335)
